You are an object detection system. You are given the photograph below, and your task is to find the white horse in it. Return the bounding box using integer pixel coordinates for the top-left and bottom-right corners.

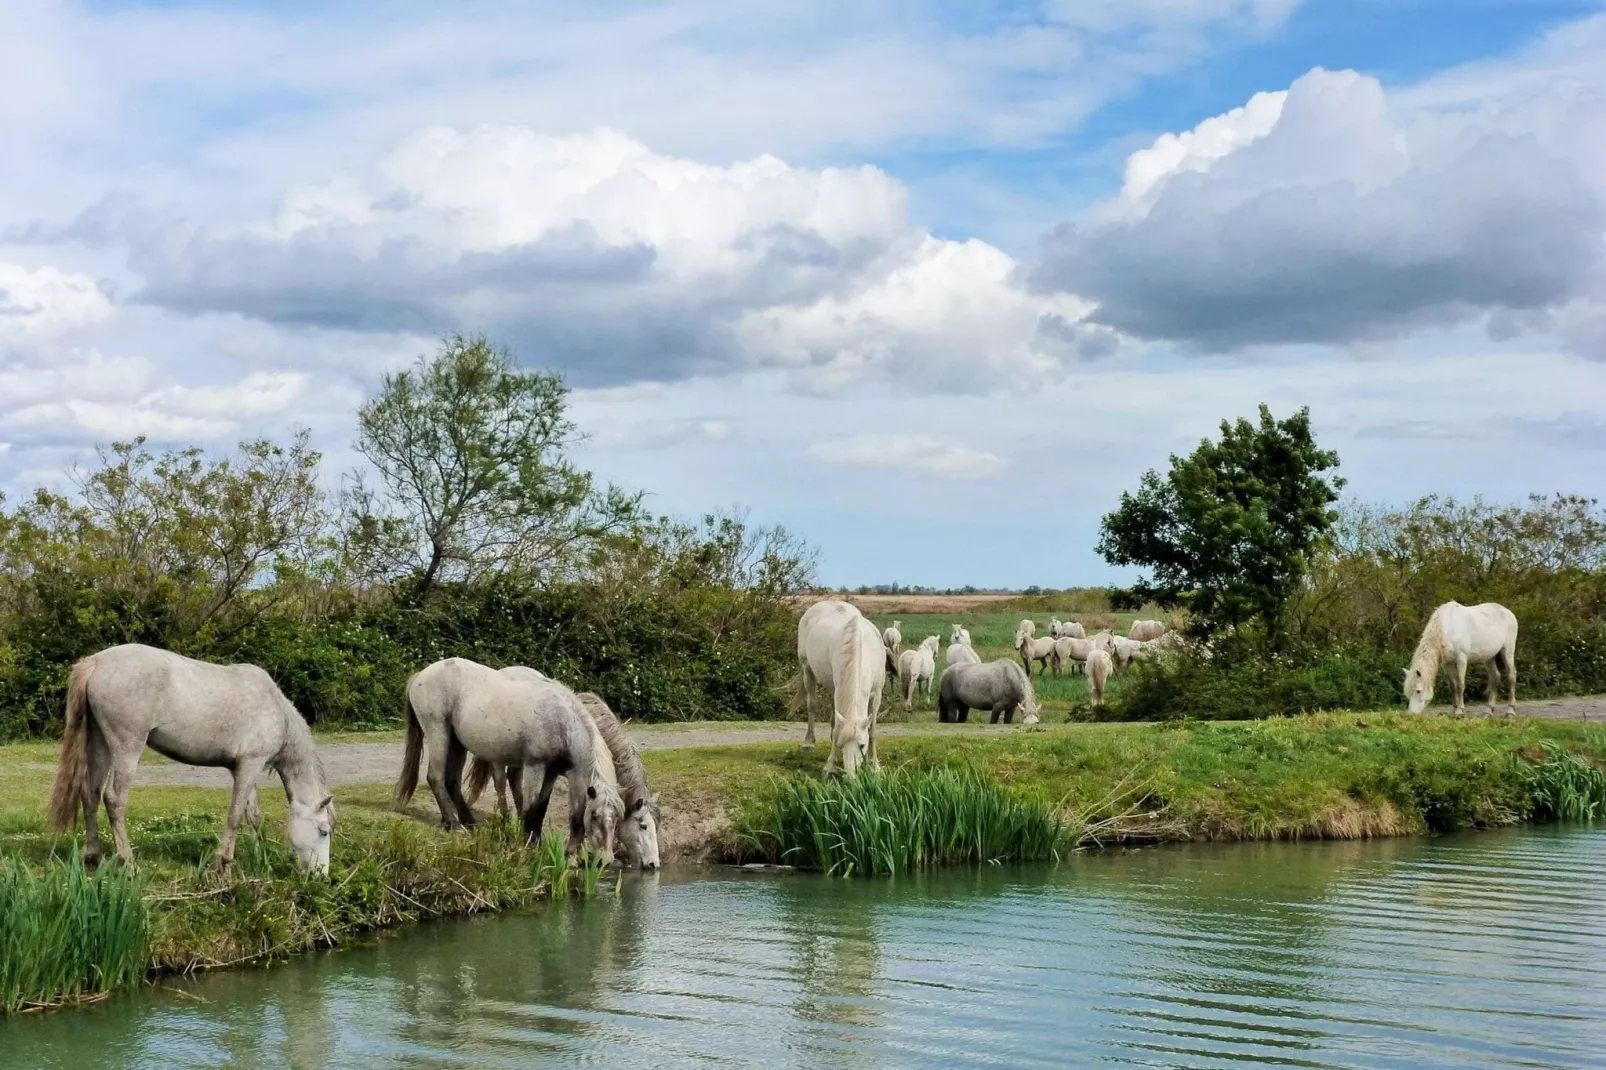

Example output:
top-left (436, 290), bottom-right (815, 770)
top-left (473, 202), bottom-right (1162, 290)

top-left (882, 620), bottom-right (904, 656)
top-left (950, 623), bottom-right (972, 647)
top-left (1111, 634), bottom-right (1151, 670)
top-left (898, 636), bottom-right (941, 711)
top-left (1129, 620), bottom-right (1167, 642)
top-left (1015, 633), bottom-right (1057, 676)
top-left (1051, 635), bottom-right (1095, 676)
top-left (1085, 648), bottom-right (1113, 708)
top-left (1405, 602), bottom-right (1518, 716)
top-left (1087, 630), bottom-right (1116, 655)
top-left (46, 644), bottom-right (334, 873)
top-left (1058, 620), bottom-right (1086, 640)
top-left (396, 658), bottom-right (620, 853)
top-left (945, 639), bottom-right (980, 667)
top-left (1015, 619), bottom-right (1036, 643)
top-left (797, 599), bottom-right (886, 775)
top-left (1048, 618), bottom-right (1062, 638)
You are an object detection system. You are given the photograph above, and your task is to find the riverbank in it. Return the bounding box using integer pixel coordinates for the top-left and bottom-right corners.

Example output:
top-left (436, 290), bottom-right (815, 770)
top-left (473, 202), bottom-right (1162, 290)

top-left (3, 712), bottom-right (1606, 1011)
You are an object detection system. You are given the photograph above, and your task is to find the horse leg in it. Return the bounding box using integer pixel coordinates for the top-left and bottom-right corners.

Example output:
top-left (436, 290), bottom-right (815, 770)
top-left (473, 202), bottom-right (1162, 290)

top-left (80, 722), bottom-right (114, 868)
top-left (443, 737), bottom-right (476, 829)
top-left (1505, 646), bottom-right (1518, 716)
top-left (1451, 652), bottom-right (1468, 715)
top-left (422, 723), bottom-right (461, 829)
top-left (244, 785), bottom-right (263, 830)
top-left (565, 768), bottom-right (588, 855)
top-left (1485, 658), bottom-right (1500, 715)
top-left (868, 689), bottom-right (882, 772)
top-left (213, 761), bottom-right (266, 870)
top-left (505, 766), bottom-right (524, 815)
top-left (521, 763), bottom-right (559, 844)
top-left (489, 765), bottom-right (508, 818)
top-left (101, 737), bottom-right (152, 869)
top-left (801, 662), bottom-right (818, 748)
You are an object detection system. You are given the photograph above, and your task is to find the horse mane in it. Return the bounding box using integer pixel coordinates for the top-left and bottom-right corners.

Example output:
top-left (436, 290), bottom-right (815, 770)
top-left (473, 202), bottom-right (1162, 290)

top-left (578, 692), bottom-right (654, 816)
top-left (1409, 608), bottom-right (1447, 677)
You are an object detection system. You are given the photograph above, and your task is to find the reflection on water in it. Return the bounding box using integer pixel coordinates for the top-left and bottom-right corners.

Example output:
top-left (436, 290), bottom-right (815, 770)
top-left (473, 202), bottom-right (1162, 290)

top-left (7, 827), bottom-right (1606, 1068)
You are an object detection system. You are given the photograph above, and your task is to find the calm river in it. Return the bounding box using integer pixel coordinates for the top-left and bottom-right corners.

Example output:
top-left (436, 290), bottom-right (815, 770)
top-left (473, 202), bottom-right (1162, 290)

top-left (7, 827), bottom-right (1606, 1068)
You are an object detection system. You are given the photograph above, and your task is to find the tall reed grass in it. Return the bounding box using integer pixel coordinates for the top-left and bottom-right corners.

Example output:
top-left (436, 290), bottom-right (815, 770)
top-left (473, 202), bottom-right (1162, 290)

top-left (1521, 742), bottom-right (1606, 822)
top-left (0, 854), bottom-right (148, 1012)
top-left (738, 765), bottom-right (1072, 876)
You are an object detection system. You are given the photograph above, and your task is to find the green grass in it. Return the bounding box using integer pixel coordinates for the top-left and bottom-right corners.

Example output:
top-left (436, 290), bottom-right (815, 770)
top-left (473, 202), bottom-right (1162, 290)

top-left (737, 765), bottom-right (1072, 875)
top-left (0, 853), bottom-right (148, 1013)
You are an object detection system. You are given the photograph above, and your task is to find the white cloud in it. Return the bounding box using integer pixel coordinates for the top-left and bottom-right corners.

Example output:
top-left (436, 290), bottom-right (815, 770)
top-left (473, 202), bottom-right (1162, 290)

top-left (807, 433), bottom-right (1006, 481)
top-left (0, 262), bottom-right (115, 340)
top-left (1034, 65), bottom-right (1606, 352)
top-left (129, 126), bottom-right (1112, 391)
top-left (1117, 89), bottom-right (1287, 205)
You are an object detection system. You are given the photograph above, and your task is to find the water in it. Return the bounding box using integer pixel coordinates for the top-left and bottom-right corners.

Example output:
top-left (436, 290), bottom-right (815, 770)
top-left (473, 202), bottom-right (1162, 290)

top-left (7, 827), bottom-right (1606, 1068)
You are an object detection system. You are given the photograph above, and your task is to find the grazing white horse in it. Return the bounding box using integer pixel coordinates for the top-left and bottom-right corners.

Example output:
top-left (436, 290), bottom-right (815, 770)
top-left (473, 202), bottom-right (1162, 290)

top-left (1405, 602), bottom-right (1519, 716)
top-left (1051, 635), bottom-right (1095, 676)
top-left (945, 639), bottom-right (980, 667)
top-left (882, 620), bottom-right (904, 656)
top-left (797, 599), bottom-right (886, 775)
top-left (1057, 620), bottom-right (1086, 640)
top-left (1087, 630), bottom-right (1116, 655)
top-left (46, 644), bottom-right (334, 873)
top-left (898, 636), bottom-right (941, 711)
top-left (1129, 620), bottom-right (1166, 642)
top-left (1085, 649), bottom-right (1113, 707)
top-left (1015, 633), bottom-right (1057, 676)
top-left (1110, 634), bottom-right (1151, 670)
top-left (1015, 619), bottom-right (1036, 643)
top-left (950, 623), bottom-right (972, 647)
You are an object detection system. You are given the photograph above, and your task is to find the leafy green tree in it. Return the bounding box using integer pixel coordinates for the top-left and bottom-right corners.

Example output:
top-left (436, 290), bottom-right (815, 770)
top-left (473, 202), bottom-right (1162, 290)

top-left (1097, 404), bottom-right (1343, 639)
top-left (353, 334), bottom-right (639, 594)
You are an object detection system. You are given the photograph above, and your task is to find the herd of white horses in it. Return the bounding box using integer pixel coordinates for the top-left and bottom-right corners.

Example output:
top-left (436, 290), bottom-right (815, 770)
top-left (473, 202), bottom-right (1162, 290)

top-left (37, 598), bottom-right (1515, 877)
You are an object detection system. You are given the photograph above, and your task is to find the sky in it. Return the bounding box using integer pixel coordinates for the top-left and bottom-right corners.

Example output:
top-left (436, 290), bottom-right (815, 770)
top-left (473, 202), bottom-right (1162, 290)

top-left (2, 0), bottom-right (1604, 588)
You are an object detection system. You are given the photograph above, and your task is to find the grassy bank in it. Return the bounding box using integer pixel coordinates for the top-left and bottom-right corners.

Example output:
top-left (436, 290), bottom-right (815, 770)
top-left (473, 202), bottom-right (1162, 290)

top-left (641, 714), bottom-right (1606, 851)
top-left (4, 712), bottom-right (1606, 1008)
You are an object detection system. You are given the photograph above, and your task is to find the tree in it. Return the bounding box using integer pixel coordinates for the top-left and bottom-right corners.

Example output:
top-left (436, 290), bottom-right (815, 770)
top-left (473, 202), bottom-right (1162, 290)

top-left (353, 334), bottom-right (639, 594)
top-left (1097, 404), bottom-right (1343, 640)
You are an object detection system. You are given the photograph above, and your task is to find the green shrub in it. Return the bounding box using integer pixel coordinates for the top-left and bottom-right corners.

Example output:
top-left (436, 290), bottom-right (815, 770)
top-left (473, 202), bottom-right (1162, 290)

top-left (1520, 742), bottom-right (1606, 822)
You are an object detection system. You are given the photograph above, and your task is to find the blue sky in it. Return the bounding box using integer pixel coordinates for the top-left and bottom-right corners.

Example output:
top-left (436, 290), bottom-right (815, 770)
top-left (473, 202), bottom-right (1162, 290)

top-left (2, 0), bottom-right (1604, 588)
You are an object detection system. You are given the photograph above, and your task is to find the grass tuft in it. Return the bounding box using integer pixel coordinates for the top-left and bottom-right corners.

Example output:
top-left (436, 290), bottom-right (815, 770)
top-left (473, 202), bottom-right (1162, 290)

top-left (1520, 742), bottom-right (1606, 822)
top-left (738, 765), bottom-right (1072, 876)
top-left (0, 853), bottom-right (148, 1013)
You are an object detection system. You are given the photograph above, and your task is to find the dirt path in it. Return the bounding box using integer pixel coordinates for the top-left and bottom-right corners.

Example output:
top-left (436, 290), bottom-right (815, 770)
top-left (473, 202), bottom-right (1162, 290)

top-left (130, 721), bottom-right (1027, 788)
top-left (119, 694), bottom-right (1606, 790)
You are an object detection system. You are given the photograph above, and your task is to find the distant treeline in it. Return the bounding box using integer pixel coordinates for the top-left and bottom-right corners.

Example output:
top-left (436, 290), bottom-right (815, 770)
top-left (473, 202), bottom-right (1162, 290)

top-left (0, 337), bottom-right (811, 741)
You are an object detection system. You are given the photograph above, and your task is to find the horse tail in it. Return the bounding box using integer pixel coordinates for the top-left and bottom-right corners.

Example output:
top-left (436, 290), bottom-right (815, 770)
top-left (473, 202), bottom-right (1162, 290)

top-left (393, 677), bottom-right (424, 809)
top-left (464, 758), bottom-right (495, 806)
top-left (46, 656), bottom-right (96, 834)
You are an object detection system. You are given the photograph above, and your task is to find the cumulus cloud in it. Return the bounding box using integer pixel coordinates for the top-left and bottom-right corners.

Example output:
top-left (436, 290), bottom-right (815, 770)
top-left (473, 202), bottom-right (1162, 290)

top-left (807, 434), bottom-right (1005, 481)
top-left (121, 126), bottom-right (1108, 391)
top-left (1033, 66), bottom-right (1606, 352)
top-left (0, 262), bottom-right (114, 340)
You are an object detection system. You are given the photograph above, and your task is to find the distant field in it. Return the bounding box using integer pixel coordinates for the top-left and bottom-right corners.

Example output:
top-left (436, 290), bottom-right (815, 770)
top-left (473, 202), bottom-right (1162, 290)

top-left (864, 610), bottom-right (1171, 716)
